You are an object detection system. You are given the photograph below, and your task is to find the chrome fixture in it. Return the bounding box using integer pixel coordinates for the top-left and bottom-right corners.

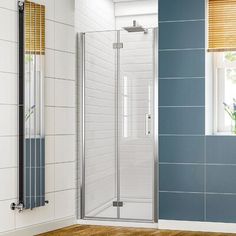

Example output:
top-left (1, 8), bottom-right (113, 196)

top-left (123, 20), bottom-right (148, 33)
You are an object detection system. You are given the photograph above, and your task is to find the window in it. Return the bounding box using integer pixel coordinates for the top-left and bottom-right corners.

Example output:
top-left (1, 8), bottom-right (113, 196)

top-left (213, 52), bottom-right (236, 133)
top-left (208, 0), bottom-right (236, 134)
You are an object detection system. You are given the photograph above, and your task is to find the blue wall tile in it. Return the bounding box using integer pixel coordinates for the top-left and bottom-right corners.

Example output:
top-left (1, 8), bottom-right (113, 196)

top-left (159, 21), bottom-right (205, 50)
top-left (206, 194), bottom-right (236, 223)
top-left (159, 107), bottom-right (205, 135)
top-left (159, 79), bottom-right (205, 106)
top-left (160, 192), bottom-right (204, 221)
top-left (206, 136), bottom-right (236, 164)
top-left (160, 164), bottom-right (204, 192)
top-left (207, 165), bottom-right (236, 193)
top-left (159, 50), bottom-right (205, 78)
top-left (159, 136), bottom-right (205, 163)
top-left (159, 0), bottom-right (205, 22)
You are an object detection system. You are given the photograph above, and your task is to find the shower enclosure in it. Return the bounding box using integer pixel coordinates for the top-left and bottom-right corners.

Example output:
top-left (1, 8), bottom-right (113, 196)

top-left (79, 28), bottom-right (158, 223)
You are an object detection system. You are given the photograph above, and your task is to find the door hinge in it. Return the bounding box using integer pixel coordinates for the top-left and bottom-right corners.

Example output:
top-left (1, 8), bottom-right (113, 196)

top-left (113, 43), bottom-right (123, 49)
top-left (113, 201), bottom-right (123, 207)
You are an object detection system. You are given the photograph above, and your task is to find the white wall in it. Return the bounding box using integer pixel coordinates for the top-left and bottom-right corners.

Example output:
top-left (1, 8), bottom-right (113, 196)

top-left (0, 0), bottom-right (76, 234)
top-left (75, 0), bottom-right (115, 32)
top-left (115, 0), bottom-right (158, 29)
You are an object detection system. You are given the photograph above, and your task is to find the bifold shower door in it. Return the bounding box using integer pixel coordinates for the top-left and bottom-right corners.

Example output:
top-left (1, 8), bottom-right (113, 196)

top-left (81, 29), bottom-right (157, 222)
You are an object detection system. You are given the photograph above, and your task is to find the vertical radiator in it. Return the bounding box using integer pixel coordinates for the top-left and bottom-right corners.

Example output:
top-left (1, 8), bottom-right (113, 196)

top-left (11, 0), bottom-right (47, 212)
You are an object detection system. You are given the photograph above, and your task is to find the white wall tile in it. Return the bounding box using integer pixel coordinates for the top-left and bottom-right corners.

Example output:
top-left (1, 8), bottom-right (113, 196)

top-left (46, 20), bottom-right (55, 49)
top-left (75, 0), bottom-right (115, 32)
top-left (15, 193), bottom-right (54, 228)
top-left (0, 8), bottom-right (17, 42)
top-left (45, 136), bottom-right (55, 164)
top-left (0, 0), bottom-right (17, 11)
top-left (55, 189), bottom-right (75, 219)
top-left (115, 0), bottom-right (157, 16)
top-left (45, 77), bottom-right (55, 106)
top-left (45, 164), bottom-right (55, 193)
top-left (55, 23), bottom-right (75, 53)
top-left (55, 135), bottom-right (75, 163)
top-left (0, 137), bottom-right (17, 168)
top-left (0, 106), bottom-right (17, 136)
top-left (0, 41), bottom-right (17, 73)
top-left (45, 107), bottom-right (55, 135)
top-left (55, 107), bottom-right (75, 135)
top-left (55, 79), bottom-right (75, 107)
top-left (55, 51), bottom-right (75, 80)
top-left (55, 162), bottom-right (75, 191)
top-left (45, 49), bottom-right (55, 78)
top-left (45, 0), bottom-right (55, 21)
top-left (55, 0), bottom-right (74, 26)
top-left (0, 73), bottom-right (17, 104)
top-left (0, 200), bottom-right (15, 233)
top-left (34, 0), bottom-right (55, 20)
top-left (0, 168), bottom-right (16, 200)
top-left (115, 0), bottom-right (158, 29)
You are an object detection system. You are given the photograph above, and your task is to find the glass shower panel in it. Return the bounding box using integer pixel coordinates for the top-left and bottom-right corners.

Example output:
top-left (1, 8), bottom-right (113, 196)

top-left (119, 29), bottom-right (155, 220)
top-left (84, 31), bottom-right (118, 218)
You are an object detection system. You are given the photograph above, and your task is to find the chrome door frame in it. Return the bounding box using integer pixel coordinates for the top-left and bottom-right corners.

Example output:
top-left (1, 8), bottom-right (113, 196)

top-left (77, 28), bottom-right (159, 223)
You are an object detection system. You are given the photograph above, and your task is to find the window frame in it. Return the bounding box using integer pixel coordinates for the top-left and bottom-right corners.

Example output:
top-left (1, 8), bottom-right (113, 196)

top-left (212, 52), bottom-right (236, 134)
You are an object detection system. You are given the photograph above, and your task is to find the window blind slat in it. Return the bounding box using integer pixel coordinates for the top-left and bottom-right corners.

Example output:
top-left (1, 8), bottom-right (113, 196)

top-left (25, 1), bottom-right (45, 55)
top-left (208, 0), bottom-right (236, 52)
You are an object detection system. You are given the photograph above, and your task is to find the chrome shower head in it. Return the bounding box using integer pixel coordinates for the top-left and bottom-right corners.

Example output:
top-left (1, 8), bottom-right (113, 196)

top-left (123, 20), bottom-right (147, 33)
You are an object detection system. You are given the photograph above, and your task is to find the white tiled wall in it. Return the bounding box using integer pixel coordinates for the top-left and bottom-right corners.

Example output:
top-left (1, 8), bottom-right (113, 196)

top-left (0, 0), bottom-right (76, 234)
top-left (115, 0), bottom-right (158, 29)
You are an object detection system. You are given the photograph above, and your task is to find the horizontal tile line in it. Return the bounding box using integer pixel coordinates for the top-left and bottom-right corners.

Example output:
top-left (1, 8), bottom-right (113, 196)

top-left (206, 192), bottom-right (236, 196)
top-left (46, 161), bottom-right (75, 165)
top-left (160, 162), bottom-right (204, 165)
top-left (0, 198), bottom-right (16, 203)
top-left (46, 48), bottom-right (75, 55)
top-left (50, 188), bottom-right (76, 194)
top-left (0, 135), bottom-right (18, 138)
top-left (159, 77), bottom-right (205, 80)
top-left (159, 134), bottom-right (205, 137)
top-left (159, 48), bottom-right (205, 52)
top-left (159, 106), bottom-right (205, 108)
top-left (45, 105), bottom-right (76, 109)
top-left (0, 166), bottom-right (16, 170)
top-left (0, 71), bottom-right (17, 75)
top-left (116, 12), bottom-right (157, 18)
top-left (54, 133), bottom-right (76, 136)
top-left (0, 103), bottom-right (17, 106)
top-left (159, 19), bottom-right (205, 23)
top-left (0, 38), bottom-right (17, 44)
top-left (160, 190), bottom-right (204, 194)
top-left (45, 134), bottom-right (76, 137)
top-left (46, 76), bottom-right (75, 82)
top-left (46, 19), bottom-right (74, 27)
top-left (205, 163), bottom-right (236, 166)
top-left (0, 6), bottom-right (17, 12)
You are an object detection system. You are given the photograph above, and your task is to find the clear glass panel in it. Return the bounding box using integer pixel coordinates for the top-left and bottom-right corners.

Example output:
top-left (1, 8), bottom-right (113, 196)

top-left (83, 29), bottom-right (155, 221)
top-left (118, 29), bottom-right (154, 220)
top-left (84, 31), bottom-right (118, 218)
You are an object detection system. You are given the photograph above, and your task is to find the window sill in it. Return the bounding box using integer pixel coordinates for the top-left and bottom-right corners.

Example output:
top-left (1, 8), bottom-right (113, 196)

top-left (212, 132), bottom-right (236, 136)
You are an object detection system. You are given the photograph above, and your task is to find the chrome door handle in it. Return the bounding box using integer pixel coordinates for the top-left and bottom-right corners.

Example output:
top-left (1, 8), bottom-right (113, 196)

top-left (145, 114), bottom-right (151, 136)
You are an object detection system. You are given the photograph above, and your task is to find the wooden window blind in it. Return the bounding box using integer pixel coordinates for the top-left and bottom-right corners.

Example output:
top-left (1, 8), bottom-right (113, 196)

top-left (25, 1), bottom-right (45, 55)
top-left (208, 0), bottom-right (236, 52)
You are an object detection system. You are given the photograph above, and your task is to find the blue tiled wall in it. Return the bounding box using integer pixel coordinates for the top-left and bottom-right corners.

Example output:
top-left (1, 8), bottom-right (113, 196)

top-left (159, 0), bottom-right (236, 223)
